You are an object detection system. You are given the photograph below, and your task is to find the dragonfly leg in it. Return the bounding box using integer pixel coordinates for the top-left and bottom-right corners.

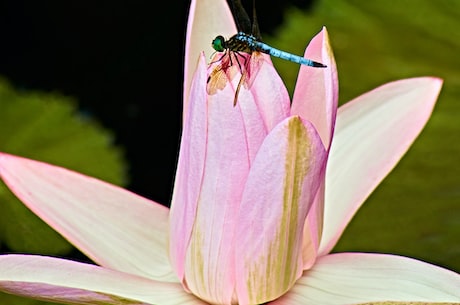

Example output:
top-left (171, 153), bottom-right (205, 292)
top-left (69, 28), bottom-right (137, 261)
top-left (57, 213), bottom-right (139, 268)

top-left (232, 51), bottom-right (251, 107)
top-left (233, 51), bottom-right (249, 74)
top-left (209, 51), bottom-right (229, 65)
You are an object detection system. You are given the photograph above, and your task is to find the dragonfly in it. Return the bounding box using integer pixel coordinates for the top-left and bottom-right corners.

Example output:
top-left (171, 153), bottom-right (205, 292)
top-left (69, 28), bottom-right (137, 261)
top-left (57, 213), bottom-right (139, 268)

top-left (207, 0), bottom-right (327, 106)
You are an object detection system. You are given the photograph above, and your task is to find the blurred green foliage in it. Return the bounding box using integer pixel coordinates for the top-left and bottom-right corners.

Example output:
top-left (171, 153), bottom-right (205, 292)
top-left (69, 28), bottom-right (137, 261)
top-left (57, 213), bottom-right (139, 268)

top-left (0, 78), bottom-right (128, 304)
top-left (267, 0), bottom-right (460, 273)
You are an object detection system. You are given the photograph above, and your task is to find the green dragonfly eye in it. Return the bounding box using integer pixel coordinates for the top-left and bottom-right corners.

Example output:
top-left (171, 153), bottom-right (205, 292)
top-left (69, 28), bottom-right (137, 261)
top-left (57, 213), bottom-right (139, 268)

top-left (212, 36), bottom-right (226, 52)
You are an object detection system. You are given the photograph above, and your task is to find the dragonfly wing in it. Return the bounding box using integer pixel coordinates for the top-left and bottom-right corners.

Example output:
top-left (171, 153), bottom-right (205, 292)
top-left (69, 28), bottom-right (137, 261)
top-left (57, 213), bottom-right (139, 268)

top-left (228, 0), bottom-right (252, 34)
top-left (243, 51), bottom-right (264, 90)
top-left (207, 66), bottom-right (230, 95)
top-left (206, 53), bottom-right (239, 95)
top-left (232, 52), bottom-right (264, 105)
top-left (207, 51), bottom-right (264, 106)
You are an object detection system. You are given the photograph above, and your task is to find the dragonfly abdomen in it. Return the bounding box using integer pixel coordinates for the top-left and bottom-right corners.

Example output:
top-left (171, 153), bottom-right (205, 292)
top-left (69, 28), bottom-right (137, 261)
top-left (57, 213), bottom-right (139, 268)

top-left (254, 41), bottom-right (326, 68)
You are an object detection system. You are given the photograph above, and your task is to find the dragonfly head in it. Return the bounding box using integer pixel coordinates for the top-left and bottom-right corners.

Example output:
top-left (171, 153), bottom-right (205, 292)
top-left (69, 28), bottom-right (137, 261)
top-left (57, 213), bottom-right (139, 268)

top-left (212, 35), bottom-right (226, 52)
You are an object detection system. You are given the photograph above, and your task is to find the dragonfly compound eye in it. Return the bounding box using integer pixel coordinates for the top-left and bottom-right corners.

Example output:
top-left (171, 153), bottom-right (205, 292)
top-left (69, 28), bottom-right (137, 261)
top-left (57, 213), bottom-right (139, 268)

top-left (212, 35), bottom-right (226, 52)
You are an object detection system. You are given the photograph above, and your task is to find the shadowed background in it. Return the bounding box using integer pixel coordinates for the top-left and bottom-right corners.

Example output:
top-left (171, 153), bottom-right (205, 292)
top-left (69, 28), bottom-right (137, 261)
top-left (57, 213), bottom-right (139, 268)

top-left (0, 0), bottom-right (459, 304)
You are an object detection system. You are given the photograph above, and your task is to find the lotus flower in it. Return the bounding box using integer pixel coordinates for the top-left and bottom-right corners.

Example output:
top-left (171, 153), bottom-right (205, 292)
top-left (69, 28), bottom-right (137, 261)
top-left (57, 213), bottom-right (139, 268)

top-left (0, 0), bottom-right (459, 304)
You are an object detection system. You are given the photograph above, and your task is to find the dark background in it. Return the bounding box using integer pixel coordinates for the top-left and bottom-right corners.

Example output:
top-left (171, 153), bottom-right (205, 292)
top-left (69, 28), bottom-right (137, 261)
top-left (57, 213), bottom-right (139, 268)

top-left (0, 0), bottom-right (314, 206)
top-left (1, 2), bottom-right (321, 295)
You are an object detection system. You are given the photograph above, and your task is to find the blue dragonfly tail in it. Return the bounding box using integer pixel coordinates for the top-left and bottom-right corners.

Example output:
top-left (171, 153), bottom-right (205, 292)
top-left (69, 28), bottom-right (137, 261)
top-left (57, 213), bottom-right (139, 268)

top-left (255, 40), bottom-right (326, 68)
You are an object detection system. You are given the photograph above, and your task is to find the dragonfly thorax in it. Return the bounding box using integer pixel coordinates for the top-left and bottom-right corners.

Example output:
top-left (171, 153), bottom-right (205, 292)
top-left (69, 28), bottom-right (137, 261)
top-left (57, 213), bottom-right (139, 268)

top-left (211, 32), bottom-right (258, 54)
top-left (226, 32), bottom-right (257, 53)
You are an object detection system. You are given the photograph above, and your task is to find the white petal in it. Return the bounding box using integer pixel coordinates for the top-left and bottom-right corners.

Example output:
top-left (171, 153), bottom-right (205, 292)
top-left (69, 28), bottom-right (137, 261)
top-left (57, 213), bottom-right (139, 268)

top-left (0, 153), bottom-right (176, 282)
top-left (271, 253), bottom-right (460, 304)
top-left (0, 255), bottom-right (206, 305)
top-left (320, 77), bottom-right (443, 254)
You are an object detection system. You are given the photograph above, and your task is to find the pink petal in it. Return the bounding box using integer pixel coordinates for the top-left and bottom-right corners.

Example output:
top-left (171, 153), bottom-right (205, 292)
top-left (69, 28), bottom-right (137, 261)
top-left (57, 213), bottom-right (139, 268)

top-left (183, 0), bottom-right (236, 121)
top-left (0, 255), bottom-right (205, 305)
top-left (234, 116), bottom-right (327, 305)
top-left (290, 27), bottom-right (338, 269)
top-left (271, 253), bottom-right (460, 304)
top-left (0, 153), bottom-right (175, 282)
top-left (319, 77), bottom-right (443, 255)
top-left (291, 26), bottom-right (338, 149)
top-left (172, 53), bottom-right (292, 303)
top-left (300, 178), bottom-right (325, 270)
top-left (169, 54), bottom-right (209, 281)
top-left (249, 54), bottom-right (291, 132)
top-left (182, 66), bottom-right (264, 305)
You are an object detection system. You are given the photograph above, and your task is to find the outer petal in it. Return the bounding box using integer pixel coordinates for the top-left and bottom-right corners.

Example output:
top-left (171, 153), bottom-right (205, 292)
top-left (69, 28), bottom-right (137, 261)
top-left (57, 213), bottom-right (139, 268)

top-left (183, 0), bottom-right (235, 120)
top-left (0, 255), bottom-right (205, 305)
top-left (0, 153), bottom-right (176, 282)
top-left (235, 116), bottom-right (327, 305)
top-left (291, 26), bottom-right (338, 149)
top-left (270, 252), bottom-right (460, 304)
top-left (181, 62), bottom-right (266, 305)
top-left (290, 27), bottom-right (338, 269)
top-left (169, 54), bottom-right (209, 282)
top-left (319, 77), bottom-right (443, 255)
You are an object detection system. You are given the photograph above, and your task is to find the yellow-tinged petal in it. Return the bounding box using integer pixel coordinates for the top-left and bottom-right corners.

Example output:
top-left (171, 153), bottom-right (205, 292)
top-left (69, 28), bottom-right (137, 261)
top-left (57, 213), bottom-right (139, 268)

top-left (271, 253), bottom-right (460, 305)
top-left (290, 27), bottom-right (338, 270)
top-left (173, 51), bottom-right (293, 304)
top-left (234, 116), bottom-right (327, 305)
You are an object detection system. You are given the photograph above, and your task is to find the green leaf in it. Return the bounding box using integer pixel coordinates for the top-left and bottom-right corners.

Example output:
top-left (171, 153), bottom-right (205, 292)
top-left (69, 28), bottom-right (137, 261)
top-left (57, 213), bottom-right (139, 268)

top-left (0, 78), bottom-right (128, 255)
top-left (267, 0), bottom-right (460, 273)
